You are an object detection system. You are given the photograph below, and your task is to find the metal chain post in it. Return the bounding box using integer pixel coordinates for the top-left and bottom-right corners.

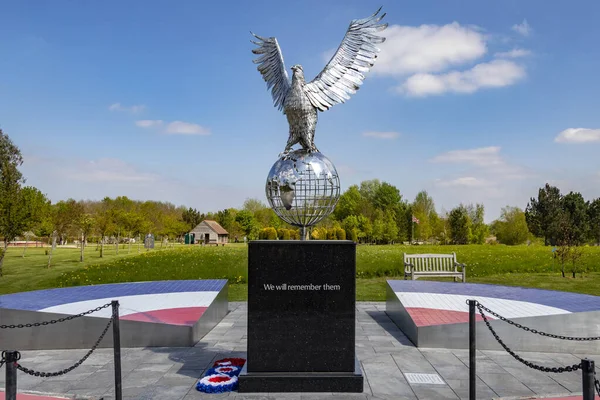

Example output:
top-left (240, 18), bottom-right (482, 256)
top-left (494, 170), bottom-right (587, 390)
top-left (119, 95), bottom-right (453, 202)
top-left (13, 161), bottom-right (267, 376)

top-left (112, 300), bottom-right (122, 400)
top-left (582, 358), bottom-right (595, 400)
top-left (5, 350), bottom-right (19, 400)
top-left (468, 299), bottom-right (476, 400)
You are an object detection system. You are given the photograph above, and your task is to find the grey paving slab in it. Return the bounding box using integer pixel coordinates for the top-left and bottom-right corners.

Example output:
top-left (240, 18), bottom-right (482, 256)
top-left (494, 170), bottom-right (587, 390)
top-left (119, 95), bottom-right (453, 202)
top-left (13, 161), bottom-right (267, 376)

top-left (2, 301), bottom-right (595, 400)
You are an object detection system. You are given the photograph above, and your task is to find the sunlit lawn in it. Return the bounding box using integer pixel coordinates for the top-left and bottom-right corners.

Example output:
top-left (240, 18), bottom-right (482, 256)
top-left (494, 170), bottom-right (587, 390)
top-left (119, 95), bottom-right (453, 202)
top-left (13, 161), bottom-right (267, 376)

top-left (1, 243), bottom-right (599, 301)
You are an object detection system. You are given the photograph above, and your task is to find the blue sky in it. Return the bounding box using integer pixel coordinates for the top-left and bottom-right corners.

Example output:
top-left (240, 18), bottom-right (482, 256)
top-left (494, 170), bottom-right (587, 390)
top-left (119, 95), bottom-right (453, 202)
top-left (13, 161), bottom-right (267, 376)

top-left (1, 0), bottom-right (599, 222)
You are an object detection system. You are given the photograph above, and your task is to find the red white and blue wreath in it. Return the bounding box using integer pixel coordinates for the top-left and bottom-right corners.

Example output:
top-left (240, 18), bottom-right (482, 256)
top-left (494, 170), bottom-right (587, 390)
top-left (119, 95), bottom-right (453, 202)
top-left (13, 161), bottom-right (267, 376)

top-left (196, 373), bottom-right (238, 393)
top-left (213, 358), bottom-right (246, 368)
top-left (196, 358), bottom-right (246, 393)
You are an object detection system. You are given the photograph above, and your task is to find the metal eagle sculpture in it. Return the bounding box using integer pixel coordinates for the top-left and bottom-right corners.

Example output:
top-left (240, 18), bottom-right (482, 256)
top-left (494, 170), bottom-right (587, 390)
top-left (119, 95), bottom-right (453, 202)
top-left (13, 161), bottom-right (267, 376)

top-left (251, 7), bottom-right (387, 157)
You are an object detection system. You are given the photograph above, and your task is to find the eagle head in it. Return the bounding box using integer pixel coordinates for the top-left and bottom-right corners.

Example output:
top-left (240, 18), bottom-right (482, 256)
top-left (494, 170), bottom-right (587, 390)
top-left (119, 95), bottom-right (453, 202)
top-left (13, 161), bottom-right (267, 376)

top-left (291, 64), bottom-right (304, 80)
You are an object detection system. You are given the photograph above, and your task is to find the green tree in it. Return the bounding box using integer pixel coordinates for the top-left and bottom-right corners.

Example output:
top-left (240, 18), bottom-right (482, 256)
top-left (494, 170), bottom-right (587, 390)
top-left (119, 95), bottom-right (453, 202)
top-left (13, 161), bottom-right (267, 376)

top-left (182, 207), bottom-right (203, 230)
top-left (525, 183), bottom-right (563, 245)
top-left (467, 203), bottom-right (488, 244)
top-left (448, 205), bottom-right (471, 244)
top-left (372, 210), bottom-right (385, 244)
top-left (95, 199), bottom-right (116, 258)
top-left (558, 191), bottom-right (588, 246)
top-left (0, 130), bottom-right (26, 276)
top-left (587, 198), bottom-right (600, 245)
top-left (76, 213), bottom-right (94, 262)
top-left (382, 210), bottom-right (398, 243)
top-left (334, 185), bottom-right (362, 221)
top-left (494, 206), bottom-right (530, 245)
top-left (235, 209), bottom-right (260, 240)
top-left (412, 191), bottom-right (436, 241)
top-left (18, 186), bottom-right (50, 257)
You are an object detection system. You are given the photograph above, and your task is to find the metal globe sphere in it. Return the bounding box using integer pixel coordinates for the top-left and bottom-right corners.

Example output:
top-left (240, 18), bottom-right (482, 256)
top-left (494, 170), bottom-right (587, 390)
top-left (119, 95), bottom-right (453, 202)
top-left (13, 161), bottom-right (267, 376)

top-left (265, 149), bottom-right (340, 228)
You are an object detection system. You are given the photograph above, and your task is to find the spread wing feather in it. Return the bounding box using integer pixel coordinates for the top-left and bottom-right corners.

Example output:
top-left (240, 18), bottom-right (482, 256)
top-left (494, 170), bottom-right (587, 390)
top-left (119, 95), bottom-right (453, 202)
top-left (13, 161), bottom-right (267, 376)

top-left (251, 33), bottom-right (291, 112)
top-left (304, 7), bottom-right (387, 112)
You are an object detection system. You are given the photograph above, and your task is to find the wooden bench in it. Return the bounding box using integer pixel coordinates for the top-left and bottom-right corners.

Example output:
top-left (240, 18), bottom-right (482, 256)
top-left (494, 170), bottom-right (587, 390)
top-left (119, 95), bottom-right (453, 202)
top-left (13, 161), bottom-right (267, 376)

top-left (403, 252), bottom-right (466, 282)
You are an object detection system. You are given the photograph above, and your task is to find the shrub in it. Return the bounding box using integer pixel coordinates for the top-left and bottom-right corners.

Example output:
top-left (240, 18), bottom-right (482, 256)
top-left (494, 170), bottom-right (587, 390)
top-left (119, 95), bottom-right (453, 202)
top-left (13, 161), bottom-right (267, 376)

top-left (336, 228), bottom-right (346, 240)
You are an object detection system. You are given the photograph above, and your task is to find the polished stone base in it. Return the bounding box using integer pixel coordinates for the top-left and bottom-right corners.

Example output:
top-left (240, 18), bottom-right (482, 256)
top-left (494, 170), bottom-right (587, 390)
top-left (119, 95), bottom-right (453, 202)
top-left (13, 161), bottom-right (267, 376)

top-left (238, 357), bottom-right (364, 393)
top-left (239, 240), bottom-right (363, 392)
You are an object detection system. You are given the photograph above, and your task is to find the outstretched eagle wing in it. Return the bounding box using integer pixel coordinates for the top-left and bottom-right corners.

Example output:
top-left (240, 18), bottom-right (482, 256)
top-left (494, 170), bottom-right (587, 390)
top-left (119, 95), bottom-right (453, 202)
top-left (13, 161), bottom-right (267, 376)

top-left (251, 33), bottom-right (291, 112)
top-left (303, 8), bottom-right (387, 112)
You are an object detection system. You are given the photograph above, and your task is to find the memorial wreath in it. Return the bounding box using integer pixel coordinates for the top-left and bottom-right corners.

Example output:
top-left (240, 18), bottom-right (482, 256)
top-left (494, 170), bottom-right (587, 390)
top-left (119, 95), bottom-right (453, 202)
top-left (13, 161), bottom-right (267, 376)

top-left (196, 358), bottom-right (246, 393)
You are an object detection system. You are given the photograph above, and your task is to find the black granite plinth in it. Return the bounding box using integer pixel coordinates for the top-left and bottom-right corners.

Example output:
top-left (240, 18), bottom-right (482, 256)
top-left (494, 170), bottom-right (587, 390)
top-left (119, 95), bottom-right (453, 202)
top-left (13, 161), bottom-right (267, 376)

top-left (238, 240), bottom-right (362, 393)
top-left (238, 357), bottom-right (364, 392)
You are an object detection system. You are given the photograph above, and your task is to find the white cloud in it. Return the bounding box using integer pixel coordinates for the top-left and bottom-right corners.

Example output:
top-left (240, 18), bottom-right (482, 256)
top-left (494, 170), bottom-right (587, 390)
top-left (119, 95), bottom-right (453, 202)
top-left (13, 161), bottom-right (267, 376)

top-left (428, 146), bottom-right (537, 219)
top-left (25, 155), bottom-right (159, 184)
top-left (362, 131), bottom-right (400, 139)
top-left (430, 146), bottom-right (503, 166)
top-left (399, 59), bottom-right (525, 96)
top-left (374, 22), bottom-right (487, 76)
top-left (435, 176), bottom-right (491, 188)
top-left (135, 120), bottom-right (163, 128)
top-left (353, 21), bottom-right (529, 97)
top-left (495, 48), bottom-right (532, 58)
top-left (554, 128), bottom-right (600, 143)
top-left (135, 120), bottom-right (210, 135)
top-left (165, 121), bottom-right (210, 135)
top-left (512, 20), bottom-right (532, 36)
top-left (109, 103), bottom-right (146, 113)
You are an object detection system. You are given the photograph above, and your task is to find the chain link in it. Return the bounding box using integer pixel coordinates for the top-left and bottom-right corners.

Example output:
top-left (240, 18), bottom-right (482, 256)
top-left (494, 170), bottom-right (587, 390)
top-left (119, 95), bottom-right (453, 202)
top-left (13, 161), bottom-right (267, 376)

top-left (476, 302), bottom-right (600, 341)
top-left (0, 303), bottom-right (112, 329)
top-left (595, 370), bottom-right (599, 396)
top-left (476, 304), bottom-right (582, 373)
top-left (13, 316), bottom-right (113, 377)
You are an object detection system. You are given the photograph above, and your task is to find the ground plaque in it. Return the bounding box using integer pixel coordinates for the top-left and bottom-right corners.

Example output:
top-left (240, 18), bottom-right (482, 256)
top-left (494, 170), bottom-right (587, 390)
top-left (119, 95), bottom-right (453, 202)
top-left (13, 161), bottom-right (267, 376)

top-left (238, 240), bottom-right (363, 392)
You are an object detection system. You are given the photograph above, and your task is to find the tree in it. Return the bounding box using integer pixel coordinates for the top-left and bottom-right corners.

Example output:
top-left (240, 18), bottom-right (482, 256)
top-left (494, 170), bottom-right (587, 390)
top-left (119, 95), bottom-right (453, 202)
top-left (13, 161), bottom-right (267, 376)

top-left (382, 210), bottom-right (398, 244)
top-left (558, 191), bottom-right (588, 246)
top-left (587, 198), bottom-right (600, 245)
top-left (76, 213), bottom-right (94, 262)
top-left (334, 185), bottom-right (362, 221)
top-left (467, 203), bottom-right (488, 244)
top-left (19, 186), bottom-right (50, 257)
top-left (235, 209), bottom-right (260, 240)
top-left (448, 205), bottom-right (471, 244)
top-left (412, 191), bottom-right (436, 241)
top-left (371, 210), bottom-right (385, 244)
top-left (0, 130), bottom-right (26, 276)
top-left (95, 199), bottom-right (116, 258)
top-left (525, 184), bottom-right (563, 245)
top-left (182, 207), bottom-right (203, 231)
top-left (494, 206), bottom-right (530, 245)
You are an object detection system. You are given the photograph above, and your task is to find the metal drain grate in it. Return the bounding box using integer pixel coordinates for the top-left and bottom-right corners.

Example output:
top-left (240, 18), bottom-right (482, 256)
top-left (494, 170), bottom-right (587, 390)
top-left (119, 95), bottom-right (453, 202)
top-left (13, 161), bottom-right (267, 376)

top-left (404, 373), bottom-right (445, 385)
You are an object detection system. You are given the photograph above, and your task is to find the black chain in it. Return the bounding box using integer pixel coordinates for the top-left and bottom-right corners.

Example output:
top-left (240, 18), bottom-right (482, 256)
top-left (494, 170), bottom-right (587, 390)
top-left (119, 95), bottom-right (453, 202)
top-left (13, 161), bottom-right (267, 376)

top-left (476, 302), bottom-right (600, 341)
top-left (14, 316), bottom-right (113, 377)
top-left (595, 371), bottom-right (599, 396)
top-left (477, 304), bottom-right (581, 373)
top-left (0, 303), bottom-right (112, 329)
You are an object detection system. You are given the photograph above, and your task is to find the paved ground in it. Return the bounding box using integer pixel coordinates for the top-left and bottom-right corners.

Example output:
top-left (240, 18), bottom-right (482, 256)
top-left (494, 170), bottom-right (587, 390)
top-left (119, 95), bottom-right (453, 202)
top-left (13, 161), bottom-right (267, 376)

top-left (1, 302), bottom-right (598, 400)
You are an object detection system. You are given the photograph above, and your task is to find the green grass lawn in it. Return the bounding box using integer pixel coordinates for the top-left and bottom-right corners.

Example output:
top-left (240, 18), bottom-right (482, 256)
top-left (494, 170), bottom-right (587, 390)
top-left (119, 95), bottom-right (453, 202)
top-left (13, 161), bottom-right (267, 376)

top-left (1, 243), bottom-right (599, 301)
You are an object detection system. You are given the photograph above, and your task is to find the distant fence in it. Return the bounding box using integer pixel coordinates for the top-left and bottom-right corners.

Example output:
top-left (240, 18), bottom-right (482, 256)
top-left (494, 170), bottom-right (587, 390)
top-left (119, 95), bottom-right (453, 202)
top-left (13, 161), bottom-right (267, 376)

top-left (6, 241), bottom-right (47, 247)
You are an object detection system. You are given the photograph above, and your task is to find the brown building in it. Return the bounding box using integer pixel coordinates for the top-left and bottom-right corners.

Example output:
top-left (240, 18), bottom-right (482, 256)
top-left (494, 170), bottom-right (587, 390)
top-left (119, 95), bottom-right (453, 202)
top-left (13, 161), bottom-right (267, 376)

top-left (190, 220), bottom-right (229, 245)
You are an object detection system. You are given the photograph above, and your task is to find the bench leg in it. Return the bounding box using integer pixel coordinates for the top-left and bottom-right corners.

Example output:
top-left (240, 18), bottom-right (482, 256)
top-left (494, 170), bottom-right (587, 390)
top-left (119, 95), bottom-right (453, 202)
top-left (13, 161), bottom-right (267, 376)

top-left (462, 272), bottom-right (466, 283)
top-left (411, 274), bottom-right (417, 281)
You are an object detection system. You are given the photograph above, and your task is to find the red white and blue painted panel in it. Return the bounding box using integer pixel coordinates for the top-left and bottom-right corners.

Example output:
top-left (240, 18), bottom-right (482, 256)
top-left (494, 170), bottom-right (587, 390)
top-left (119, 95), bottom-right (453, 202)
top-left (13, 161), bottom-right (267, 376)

top-left (0, 280), bottom-right (227, 327)
top-left (388, 280), bottom-right (600, 327)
